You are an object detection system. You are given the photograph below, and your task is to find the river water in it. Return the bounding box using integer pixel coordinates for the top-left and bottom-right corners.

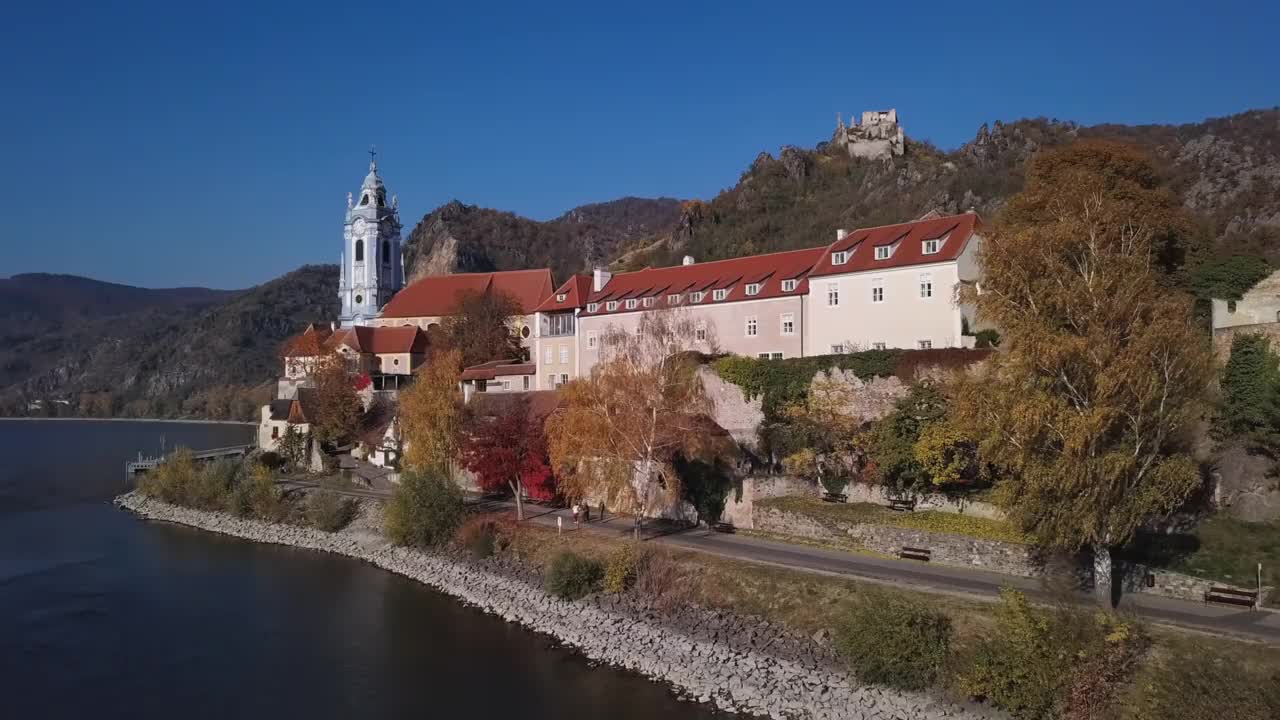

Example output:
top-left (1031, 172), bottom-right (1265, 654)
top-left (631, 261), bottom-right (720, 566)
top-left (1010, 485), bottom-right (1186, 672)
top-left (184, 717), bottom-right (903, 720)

top-left (0, 420), bottom-right (727, 719)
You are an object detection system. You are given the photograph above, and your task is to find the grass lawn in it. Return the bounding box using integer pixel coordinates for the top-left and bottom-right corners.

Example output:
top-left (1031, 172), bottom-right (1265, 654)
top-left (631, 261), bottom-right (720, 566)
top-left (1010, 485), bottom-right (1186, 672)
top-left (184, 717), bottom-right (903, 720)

top-left (757, 495), bottom-right (1030, 545)
top-left (1148, 515), bottom-right (1280, 606)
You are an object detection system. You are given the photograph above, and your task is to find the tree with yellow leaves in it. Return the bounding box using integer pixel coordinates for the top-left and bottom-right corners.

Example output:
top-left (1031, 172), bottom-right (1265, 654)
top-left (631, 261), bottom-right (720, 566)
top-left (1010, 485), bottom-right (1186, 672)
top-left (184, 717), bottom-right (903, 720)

top-left (948, 141), bottom-right (1213, 605)
top-left (546, 310), bottom-right (726, 537)
top-left (398, 348), bottom-right (464, 477)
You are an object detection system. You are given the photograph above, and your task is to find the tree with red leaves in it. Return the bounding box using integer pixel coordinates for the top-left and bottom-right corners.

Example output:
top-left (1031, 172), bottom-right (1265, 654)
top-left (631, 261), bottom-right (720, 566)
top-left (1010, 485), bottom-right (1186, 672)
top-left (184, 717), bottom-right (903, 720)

top-left (460, 395), bottom-right (555, 521)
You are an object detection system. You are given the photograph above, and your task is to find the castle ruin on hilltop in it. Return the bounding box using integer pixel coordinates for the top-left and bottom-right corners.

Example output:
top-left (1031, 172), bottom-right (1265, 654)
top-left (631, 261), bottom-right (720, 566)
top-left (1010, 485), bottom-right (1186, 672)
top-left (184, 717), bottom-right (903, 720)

top-left (833, 109), bottom-right (905, 160)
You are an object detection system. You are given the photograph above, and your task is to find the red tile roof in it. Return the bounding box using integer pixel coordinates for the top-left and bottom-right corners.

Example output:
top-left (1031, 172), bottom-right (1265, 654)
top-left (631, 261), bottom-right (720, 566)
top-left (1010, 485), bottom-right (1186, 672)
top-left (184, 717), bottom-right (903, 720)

top-left (534, 274), bottom-right (592, 313)
top-left (571, 212), bottom-right (980, 318)
top-left (339, 325), bottom-right (429, 354)
top-left (460, 358), bottom-right (537, 381)
top-left (807, 212), bottom-right (980, 278)
top-left (577, 246), bottom-right (823, 317)
top-left (379, 269), bottom-right (555, 318)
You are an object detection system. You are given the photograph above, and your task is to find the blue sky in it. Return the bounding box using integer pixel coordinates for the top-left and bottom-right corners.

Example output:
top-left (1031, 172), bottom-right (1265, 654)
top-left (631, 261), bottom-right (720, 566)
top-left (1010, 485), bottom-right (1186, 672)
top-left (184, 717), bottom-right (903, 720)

top-left (2, 0), bottom-right (1276, 289)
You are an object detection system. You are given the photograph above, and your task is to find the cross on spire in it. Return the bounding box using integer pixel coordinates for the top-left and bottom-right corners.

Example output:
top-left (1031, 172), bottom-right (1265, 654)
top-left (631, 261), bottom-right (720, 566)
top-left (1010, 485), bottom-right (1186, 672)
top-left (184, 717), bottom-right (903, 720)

top-left (368, 145), bottom-right (377, 170)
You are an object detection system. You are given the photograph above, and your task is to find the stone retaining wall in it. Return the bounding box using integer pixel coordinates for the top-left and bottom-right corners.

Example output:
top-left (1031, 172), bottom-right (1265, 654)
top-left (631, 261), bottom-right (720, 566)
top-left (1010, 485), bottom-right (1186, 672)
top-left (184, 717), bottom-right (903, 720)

top-left (115, 492), bottom-right (994, 720)
top-left (754, 506), bottom-right (1042, 578)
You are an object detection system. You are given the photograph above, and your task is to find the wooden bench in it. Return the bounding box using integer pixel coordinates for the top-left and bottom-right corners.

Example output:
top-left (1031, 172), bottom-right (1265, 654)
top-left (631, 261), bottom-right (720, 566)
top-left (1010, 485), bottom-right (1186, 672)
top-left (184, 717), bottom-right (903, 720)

top-left (1204, 586), bottom-right (1257, 608)
top-left (888, 498), bottom-right (916, 512)
top-left (821, 492), bottom-right (848, 504)
top-left (899, 546), bottom-right (931, 562)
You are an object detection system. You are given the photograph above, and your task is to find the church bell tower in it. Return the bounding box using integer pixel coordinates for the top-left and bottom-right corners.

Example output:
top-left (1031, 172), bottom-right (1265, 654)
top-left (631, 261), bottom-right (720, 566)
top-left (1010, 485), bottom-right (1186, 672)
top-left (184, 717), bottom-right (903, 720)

top-left (339, 149), bottom-right (405, 327)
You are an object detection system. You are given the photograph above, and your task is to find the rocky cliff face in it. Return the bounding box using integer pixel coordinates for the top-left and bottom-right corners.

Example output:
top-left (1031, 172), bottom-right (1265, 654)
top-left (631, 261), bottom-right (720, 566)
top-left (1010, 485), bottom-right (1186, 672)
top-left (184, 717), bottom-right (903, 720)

top-left (403, 197), bottom-right (682, 283)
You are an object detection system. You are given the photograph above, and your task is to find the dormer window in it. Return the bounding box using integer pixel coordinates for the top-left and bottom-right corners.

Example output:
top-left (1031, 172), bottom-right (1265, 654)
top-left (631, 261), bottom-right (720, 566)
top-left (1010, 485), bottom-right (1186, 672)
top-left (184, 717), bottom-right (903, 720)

top-left (642, 297), bottom-right (655, 308)
top-left (832, 251), bottom-right (849, 265)
top-left (625, 299), bottom-right (638, 310)
top-left (555, 293), bottom-right (567, 303)
top-left (745, 283), bottom-right (761, 296)
top-left (781, 279), bottom-right (798, 292)
top-left (667, 294), bottom-right (682, 305)
top-left (690, 291), bottom-right (705, 303)
top-left (586, 303), bottom-right (599, 313)
top-left (874, 246), bottom-right (891, 260)
top-left (923, 238), bottom-right (942, 255)
top-left (713, 288), bottom-right (729, 301)
top-left (606, 301), bottom-right (618, 311)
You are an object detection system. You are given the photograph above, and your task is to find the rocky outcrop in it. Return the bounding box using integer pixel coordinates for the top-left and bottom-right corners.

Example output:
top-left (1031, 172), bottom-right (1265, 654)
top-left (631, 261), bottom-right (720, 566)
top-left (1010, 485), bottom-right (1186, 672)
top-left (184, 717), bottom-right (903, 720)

top-left (115, 492), bottom-right (995, 720)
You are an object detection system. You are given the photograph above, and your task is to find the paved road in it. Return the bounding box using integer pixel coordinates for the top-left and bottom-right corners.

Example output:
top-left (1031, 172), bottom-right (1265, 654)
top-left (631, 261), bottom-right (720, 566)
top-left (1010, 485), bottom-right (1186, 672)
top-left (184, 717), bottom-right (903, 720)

top-left (481, 500), bottom-right (1280, 644)
top-left (283, 480), bottom-right (1280, 644)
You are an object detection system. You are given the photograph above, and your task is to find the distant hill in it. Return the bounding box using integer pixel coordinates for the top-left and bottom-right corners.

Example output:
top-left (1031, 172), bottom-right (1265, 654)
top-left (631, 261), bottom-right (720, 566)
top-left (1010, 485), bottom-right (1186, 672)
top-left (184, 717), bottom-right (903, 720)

top-left (403, 196), bottom-right (682, 282)
top-left (0, 273), bottom-right (236, 335)
top-left (0, 265), bottom-right (337, 419)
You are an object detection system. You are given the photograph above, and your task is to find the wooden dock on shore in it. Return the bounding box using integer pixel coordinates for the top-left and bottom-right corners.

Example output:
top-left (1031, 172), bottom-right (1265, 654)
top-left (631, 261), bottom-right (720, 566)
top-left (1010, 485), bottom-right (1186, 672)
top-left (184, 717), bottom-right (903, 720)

top-left (123, 445), bottom-right (253, 487)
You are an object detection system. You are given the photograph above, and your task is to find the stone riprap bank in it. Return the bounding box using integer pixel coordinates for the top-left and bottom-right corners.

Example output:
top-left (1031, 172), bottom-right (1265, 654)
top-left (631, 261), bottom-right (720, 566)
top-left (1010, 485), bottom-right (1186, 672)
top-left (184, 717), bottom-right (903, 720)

top-left (115, 492), bottom-right (995, 720)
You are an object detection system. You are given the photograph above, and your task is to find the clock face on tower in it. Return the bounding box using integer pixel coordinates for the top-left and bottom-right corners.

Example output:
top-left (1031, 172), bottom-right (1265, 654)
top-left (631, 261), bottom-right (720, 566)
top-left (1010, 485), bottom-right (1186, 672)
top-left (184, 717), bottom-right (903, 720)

top-left (352, 218), bottom-right (365, 235)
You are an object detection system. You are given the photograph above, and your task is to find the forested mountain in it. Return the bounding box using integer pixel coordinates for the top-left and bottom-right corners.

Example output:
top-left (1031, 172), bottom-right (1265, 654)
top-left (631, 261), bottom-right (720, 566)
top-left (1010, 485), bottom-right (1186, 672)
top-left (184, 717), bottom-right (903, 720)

top-left (5, 108), bottom-right (1277, 419)
top-left (620, 108), bottom-right (1280, 271)
top-left (0, 266), bottom-right (337, 419)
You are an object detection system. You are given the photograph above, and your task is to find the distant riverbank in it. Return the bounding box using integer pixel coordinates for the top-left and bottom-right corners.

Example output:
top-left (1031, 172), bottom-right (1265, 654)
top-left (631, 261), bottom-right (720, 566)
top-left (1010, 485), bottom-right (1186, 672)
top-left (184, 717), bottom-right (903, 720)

top-left (115, 491), bottom-right (988, 720)
top-left (0, 417), bottom-right (254, 425)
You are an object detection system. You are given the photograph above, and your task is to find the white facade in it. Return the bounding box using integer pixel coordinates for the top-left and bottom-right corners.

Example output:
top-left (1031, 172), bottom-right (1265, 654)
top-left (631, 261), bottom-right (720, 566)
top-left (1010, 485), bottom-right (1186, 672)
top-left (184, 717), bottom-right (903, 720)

top-left (1211, 270), bottom-right (1280, 330)
top-left (339, 157), bottom-right (405, 327)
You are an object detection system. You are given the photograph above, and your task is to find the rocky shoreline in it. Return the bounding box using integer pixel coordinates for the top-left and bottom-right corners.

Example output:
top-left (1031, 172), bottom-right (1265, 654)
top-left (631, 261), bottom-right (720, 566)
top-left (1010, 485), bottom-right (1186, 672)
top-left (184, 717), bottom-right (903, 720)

top-left (115, 491), bottom-right (995, 720)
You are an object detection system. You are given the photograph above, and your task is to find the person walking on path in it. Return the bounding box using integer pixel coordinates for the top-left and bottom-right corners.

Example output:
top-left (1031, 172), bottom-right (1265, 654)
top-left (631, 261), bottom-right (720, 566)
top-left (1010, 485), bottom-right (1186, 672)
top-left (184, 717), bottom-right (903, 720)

top-left (571, 503), bottom-right (581, 528)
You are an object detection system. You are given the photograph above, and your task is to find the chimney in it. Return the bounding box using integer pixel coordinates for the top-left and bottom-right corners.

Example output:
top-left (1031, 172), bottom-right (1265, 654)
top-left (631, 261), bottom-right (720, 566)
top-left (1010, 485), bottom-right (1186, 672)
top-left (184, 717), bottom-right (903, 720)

top-left (836, 229), bottom-right (848, 241)
top-left (593, 267), bottom-right (613, 292)
top-left (682, 255), bottom-right (695, 266)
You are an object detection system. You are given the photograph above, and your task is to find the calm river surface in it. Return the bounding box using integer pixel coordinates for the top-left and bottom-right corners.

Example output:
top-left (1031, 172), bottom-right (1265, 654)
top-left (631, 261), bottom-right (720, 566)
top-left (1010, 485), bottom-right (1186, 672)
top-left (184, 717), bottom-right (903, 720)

top-left (0, 420), bottom-right (727, 719)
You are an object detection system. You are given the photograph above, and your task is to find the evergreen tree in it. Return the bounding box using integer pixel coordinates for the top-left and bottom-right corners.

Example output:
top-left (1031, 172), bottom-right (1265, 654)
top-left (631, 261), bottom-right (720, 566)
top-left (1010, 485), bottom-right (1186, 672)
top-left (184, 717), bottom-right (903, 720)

top-left (1218, 333), bottom-right (1280, 450)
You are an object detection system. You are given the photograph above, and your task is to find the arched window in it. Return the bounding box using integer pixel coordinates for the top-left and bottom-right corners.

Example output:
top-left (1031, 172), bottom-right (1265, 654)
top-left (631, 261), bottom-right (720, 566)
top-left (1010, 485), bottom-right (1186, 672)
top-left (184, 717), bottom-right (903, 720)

top-left (382, 240), bottom-right (390, 263)
top-left (359, 193), bottom-right (370, 207)
top-left (355, 239), bottom-right (364, 262)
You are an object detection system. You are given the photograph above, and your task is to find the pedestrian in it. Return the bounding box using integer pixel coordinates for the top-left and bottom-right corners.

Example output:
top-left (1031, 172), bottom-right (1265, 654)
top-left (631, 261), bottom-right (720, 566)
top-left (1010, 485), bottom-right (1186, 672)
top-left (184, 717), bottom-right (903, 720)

top-left (599, 501), bottom-right (606, 522)
top-left (571, 503), bottom-right (580, 528)
top-left (582, 503), bottom-right (590, 523)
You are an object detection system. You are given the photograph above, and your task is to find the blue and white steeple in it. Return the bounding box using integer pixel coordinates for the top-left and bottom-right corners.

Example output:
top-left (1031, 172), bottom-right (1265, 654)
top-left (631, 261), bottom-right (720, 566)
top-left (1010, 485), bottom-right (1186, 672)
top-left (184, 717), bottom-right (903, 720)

top-left (338, 149), bottom-right (405, 327)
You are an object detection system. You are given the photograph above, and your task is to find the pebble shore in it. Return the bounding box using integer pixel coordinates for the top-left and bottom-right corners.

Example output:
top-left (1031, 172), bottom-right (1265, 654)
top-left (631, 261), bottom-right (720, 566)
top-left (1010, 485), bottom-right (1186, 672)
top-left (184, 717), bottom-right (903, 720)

top-left (115, 492), bottom-right (995, 720)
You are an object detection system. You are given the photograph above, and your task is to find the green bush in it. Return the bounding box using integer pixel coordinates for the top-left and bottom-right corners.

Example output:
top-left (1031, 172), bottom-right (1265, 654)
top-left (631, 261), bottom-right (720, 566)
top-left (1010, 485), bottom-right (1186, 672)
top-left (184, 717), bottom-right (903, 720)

top-left (974, 329), bottom-right (1001, 348)
top-left (603, 543), bottom-right (642, 594)
top-left (305, 489), bottom-right (355, 531)
top-left (231, 463), bottom-right (291, 522)
top-left (137, 450), bottom-right (236, 510)
top-left (834, 595), bottom-right (952, 690)
top-left (544, 551), bottom-right (604, 600)
top-left (384, 471), bottom-right (464, 547)
top-left (712, 351), bottom-right (898, 420)
top-left (958, 589), bottom-right (1146, 720)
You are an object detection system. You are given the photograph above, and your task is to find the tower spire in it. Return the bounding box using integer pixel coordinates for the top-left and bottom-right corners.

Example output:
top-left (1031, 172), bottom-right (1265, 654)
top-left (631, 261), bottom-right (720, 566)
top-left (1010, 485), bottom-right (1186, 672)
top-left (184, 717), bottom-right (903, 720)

top-left (368, 145), bottom-right (377, 171)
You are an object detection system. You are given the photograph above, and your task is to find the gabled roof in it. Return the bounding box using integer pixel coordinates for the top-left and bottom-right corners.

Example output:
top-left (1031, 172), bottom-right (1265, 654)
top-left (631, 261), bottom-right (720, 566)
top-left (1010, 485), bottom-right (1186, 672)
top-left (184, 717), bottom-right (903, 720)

top-left (270, 388), bottom-right (321, 424)
top-left (281, 323), bottom-right (337, 357)
top-left (807, 212), bottom-right (980, 278)
top-left (572, 212), bottom-right (980, 318)
top-left (379, 269), bottom-right (555, 318)
top-left (460, 358), bottom-right (537, 381)
top-left (535, 274), bottom-right (592, 313)
top-left (578, 246), bottom-right (823, 317)
top-left (339, 325), bottom-right (428, 354)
